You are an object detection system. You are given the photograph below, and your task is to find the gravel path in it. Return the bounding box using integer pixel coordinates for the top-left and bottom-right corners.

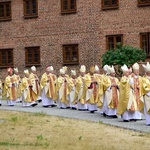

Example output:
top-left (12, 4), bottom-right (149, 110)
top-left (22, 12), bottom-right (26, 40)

top-left (0, 101), bottom-right (150, 133)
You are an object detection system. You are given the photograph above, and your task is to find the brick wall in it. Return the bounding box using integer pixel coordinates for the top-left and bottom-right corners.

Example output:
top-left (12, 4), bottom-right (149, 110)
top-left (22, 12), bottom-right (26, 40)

top-left (0, 0), bottom-right (149, 79)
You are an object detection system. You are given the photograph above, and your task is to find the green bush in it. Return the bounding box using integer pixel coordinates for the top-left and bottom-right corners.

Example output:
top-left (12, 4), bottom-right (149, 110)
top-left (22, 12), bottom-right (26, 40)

top-left (102, 43), bottom-right (146, 76)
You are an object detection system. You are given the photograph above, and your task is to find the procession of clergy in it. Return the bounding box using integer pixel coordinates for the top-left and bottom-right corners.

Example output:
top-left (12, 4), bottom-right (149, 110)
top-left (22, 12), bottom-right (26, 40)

top-left (0, 62), bottom-right (150, 126)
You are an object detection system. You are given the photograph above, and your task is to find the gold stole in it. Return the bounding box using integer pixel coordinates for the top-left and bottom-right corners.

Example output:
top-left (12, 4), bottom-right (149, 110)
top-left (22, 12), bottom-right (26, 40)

top-left (91, 76), bottom-right (97, 102)
top-left (128, 77), bottom-right (137, 111)
top-left (28, 78), bottom-right (34, 101)
top-left (133, 77), bottom-right (140, 109)
top-left (110, 78), bottom-right (118, 108)
top-left (34, 74), bottom-right (39, 95)
top-left (48, 74), bottom-right (54, 98)
top-left (80, 76), bottom-right (86, 104)
top-left (64, 78), bottom-right (67, 99)
top-left (10, 76), bottom-right (16, 100)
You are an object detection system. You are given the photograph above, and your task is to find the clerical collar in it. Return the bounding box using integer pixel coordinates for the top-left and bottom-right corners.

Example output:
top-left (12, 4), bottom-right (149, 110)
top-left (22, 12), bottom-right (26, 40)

top-left (134, 75), bottom-right (138, 78)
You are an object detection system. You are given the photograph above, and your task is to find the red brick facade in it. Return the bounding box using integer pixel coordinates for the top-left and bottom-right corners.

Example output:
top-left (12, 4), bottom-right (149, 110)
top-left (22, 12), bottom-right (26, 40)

top-left (0, 0), bottom-right (149, 78)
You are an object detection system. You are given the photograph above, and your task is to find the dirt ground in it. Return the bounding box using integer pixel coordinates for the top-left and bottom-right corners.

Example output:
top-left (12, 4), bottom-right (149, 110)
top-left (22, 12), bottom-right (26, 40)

top-left (0, 110), bottom-right (149, 150)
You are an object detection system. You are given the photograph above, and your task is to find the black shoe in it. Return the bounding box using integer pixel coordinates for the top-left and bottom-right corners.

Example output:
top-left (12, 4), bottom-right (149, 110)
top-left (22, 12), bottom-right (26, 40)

top-left (103, 113), bottom-right (107, 117)
top-left (123, 120), bottom-right (129, 122)
top-left (84, 109), bottom-right (88, 111)
top-left (66, 107), bottom-right (70, 109)
top-left (82, 109), bottom-right (88, 111)
top-left (112, 115), bottom-right (118, 118)
top-left (0, 104), bottom-right (1, 106)
top-left (9, 105), bottom-right (14, 107)
top-left (71, 107), bottom-right (77, 110)
top-left (129, 119), bottom-right (137, 122)
top-left (51, 104), bottom-right (57, 107)
top-left (37, 99), bottom-right (42, 103)
top-left (60, 107), bottom-right (65, 109)
top-left (32, 103), bottom-right (38, 107)
top-left (43, 105), bottom-right (50, 108)
top-left (136, 119), bottom-right (142, 121)
top-left (146, 124), bottom-right (150, 126)
top-left (90, 111), bottom-right (95, 113)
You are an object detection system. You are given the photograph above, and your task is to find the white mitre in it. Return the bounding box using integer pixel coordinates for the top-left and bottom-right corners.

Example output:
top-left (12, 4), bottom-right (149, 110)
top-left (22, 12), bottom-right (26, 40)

top-left (107, 65), bottom-right (115, 74)
top-left (95, 65), bottom-right (99, 71)
top-left (132, 63), bottom-right (139, 70)
top-left (31, 66), bottom-right (36, 71)
top-left (14, 67), bottom-right (19, 73)
top-left (71, 70), bottom-right (76, 76)
top-left (103, 64), bottom-right (108, 72)
top-left (50, 66), bottom-right (54, 71)
top-left (60, 68), bottom-right (65, 74)
top-left (24, 69), bottom-right (29, 75)
top-left (121, 64), bottom-right (129, 72)
top-left (80, 65), bottom-right (86, 72)
top-left (62, 66), bottom-right (67, 72)
top-left (142, 62), bottom-right (150, 72)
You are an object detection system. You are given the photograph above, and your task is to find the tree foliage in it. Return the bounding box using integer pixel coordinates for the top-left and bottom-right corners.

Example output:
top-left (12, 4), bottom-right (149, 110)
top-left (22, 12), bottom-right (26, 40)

top-left (102, 43), bottom-right (146, 75)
